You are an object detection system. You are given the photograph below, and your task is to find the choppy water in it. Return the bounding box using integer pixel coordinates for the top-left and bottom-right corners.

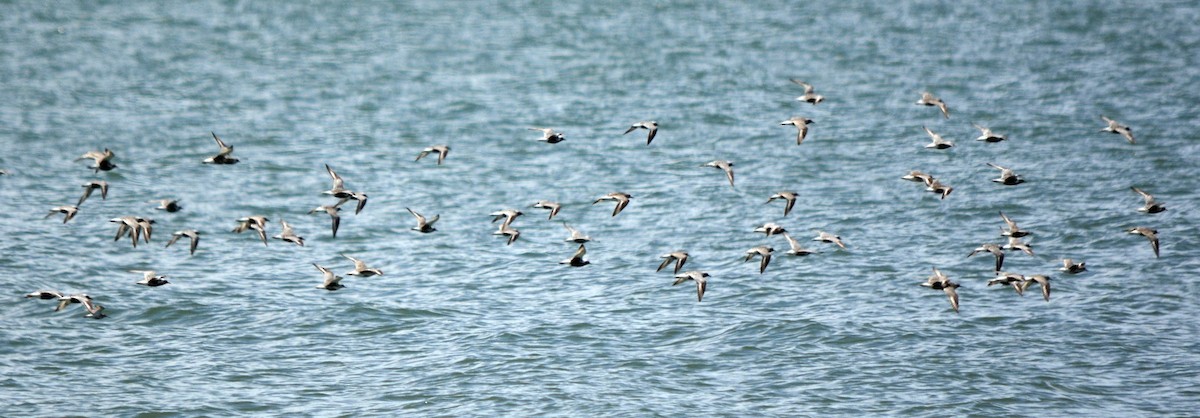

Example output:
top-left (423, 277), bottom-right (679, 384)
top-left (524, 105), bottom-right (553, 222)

top-left (2, 1), bottom-right (1199, 416)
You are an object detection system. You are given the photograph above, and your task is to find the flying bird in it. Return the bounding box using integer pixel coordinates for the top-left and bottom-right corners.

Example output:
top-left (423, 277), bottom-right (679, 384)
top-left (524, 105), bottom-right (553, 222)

top-left (623, 121), bottom-right (658, 145)
top-left (78, 181), bottom-right (109, 206)
top-left (272, 219), bottom-right (305, 247)
top-left (987, 162), bottom-right (1024, 185)
top-left (165, 229), bottom-right (201, 255)
top-left (151, 199), bottom-right (182, 213)
top-left (494, 225), bottom-right (521, 245)
top-left (342, 254), bottom-right (383, 277)
top-left (593, 192), bottom-right (632, 217)
top-left (754, 223), bottom-right (787, 236)
top-left (926, 179), bottom-right (953, 200)
top-left (529, 127), bottom-right (566, 143)
top-left (657, 251), bottom-right (689, 274)
top-left (132, 270), bottom-right (170, 287)
top-left (45, 205), bottom-right (79, 224)
top-left (233, 216), bottom-right (270, 246)
top-left (406, 207), bottom-right (439, 233)
top-left (307, 204), bottom-right (342, 238)
top-left (1130, 187), bottom-right (1166, 214)
top-left (1100, 116), bottom-right (1136, 144)
top-left (560, 244), bottom-right (591, 267)
top-left (790, 79), bottom-right (825, 104)
top-left (110, 216), bottom-right (146, 247)
top-left (313, 263), bottom-right (345, 291)
top-left (1023, 275), bottom-right (1052, 302)
top-left (55, 294), bottom-right (106, 318)
top-left (702, 160), bottom-right (735, 187)
top-left (920, 268), bottom-right (960, 313)
top-left (743, 245), bottom-right (774, 274)
top-left (562, 223), bottom-right (591, 243)
top-left (968, 243), bottom-right (1005, 272)
top-left (322, 165), bottom-right (368, 214)
top-left (76, 148), bottom-right (117, 172)
top-left (812, 231), bottom-right (846, 249)
top-left (490, 209), bottom-right (524, 229)
top-left (203, 132), bottom-right (239, 164)
top-left (972, 123), bottom-right (1006, 142)
top-left (415, 145), bottom-right (450, 165)
top-left (922, 126), bottom-right (954, 149)
top-left (782, 233), bottom-right (816, 256)
top-left (532, 200), bottom-right (562, 220)
top-left (1126, 227), bottom-right (1160, 258)
top-left (766, 191), bottom-right (797, 216)
top-left (323, 164), bottom-right (349, 197)
top-left (1003, 236), bottom-right (1034, 256)
top-left (902, 171), bottom-right (935, 186)
top-left (780, 116), bottom-right (814, 145)
top-left (999, 212), bottom-right (1030, 238)
top-left (987, 272), bottom-right (1026, 296)
top-left (1060, 259), bottom-right (1087, 274)
top-left (916, 92), bottom-right (950, 119)
top-left (672, 271), bottom-right (710, 302)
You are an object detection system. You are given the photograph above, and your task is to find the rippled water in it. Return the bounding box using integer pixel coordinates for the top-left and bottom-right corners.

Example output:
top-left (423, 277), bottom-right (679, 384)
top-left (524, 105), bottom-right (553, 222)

top-left (2, 1), bottom-right (1199, 415)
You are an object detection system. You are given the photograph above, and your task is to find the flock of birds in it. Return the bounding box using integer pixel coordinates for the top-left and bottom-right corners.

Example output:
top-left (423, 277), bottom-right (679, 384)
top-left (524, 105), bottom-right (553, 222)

top-left (8, 79), bottom-right (1168, 319)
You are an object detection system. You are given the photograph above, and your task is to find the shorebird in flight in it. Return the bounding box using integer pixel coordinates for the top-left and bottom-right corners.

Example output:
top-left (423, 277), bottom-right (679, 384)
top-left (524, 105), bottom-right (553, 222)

top-left (165, 229), bottom-right (201, 255)
top-left (672, 271), bottom-right (710, 302)
top-left (1126, 226), bottom-right (1160, 258)
top-left (78, 181), bottom-right (109, 206)
top-left (308, 204), bottom-right (342, 238)
top-left (657, 251), bottom-right (689, 274)
top-left (623, 121), bottom-right (658, 145)
top-left (1060, 259), bottom-right (1087, 274)
top-left (702, 160), bottom-right (735, 187)
top-left (233, 216), bottom-right (270, 246)
top-left (562, 223), bottom-right (591, 243)
top-left (593, 192), bottom-right (632, 217)
top-left (343, 254), bottom-right (383, 277)
top-left (987, 162), bottom-right (1024, 185)
top-left (313, 263), bottom-right (345, 291)
top-left (988, 272), bottom-right (1026, 296)
top-left (45, 205), bottom-right (79, 224)
top-left (812, 230), bottom-right (846, 249)
top-left (415, 145), bottom-right (450, 165)
top-left (968, 243), bottom-right (1005, 272)
top-left (273, 219), bottom-right (305, 247)
top-left (972, 123), bottom-right (1006, 142)
top-left (76, 148), bottom-right (117, 172)
top-left (529, 127), bottom-right (566, 143)
top-left (916, 92), bottom-right (950, 119)
top-left (920, 267), bottom-right (960, 313)
top-left (132, 270), bottom-right (170, 287)
top-left (790, 79), bottom-right (825, 104)
top-left (1100, 116), bottom-right (1136, 144)
top-left (766, 191), bottom-right (797, 216)
top-left (1130, 187), bottom-right (1166, 214)
top-left (744, 245), bottom-right (774, 274)
top-left (532, 200), bottom-right (562, 220)
top-left (922, 126), bottom-right (954, 149)
top-left (203, 132), bottom-right (239, 164)
top-left (406, 207), bottom-right (439, 233)
top-left (1022, 275), bottom-right (1052, 302)
top-left (780, 116), bottom-right (814, 145)
top-left (560, 244), bottom-right (591, 267)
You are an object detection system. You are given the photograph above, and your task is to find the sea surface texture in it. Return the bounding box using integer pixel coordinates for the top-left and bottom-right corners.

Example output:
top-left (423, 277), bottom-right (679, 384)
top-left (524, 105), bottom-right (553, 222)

top-left (2, 1), bottom-right (1198, 416)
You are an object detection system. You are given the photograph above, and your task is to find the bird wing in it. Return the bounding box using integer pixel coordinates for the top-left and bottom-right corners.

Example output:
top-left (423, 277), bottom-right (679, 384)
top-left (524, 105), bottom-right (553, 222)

top-left (406, 207), bottom-right (426, 224)
top-left (944, 286), bottom-right (959, 312)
